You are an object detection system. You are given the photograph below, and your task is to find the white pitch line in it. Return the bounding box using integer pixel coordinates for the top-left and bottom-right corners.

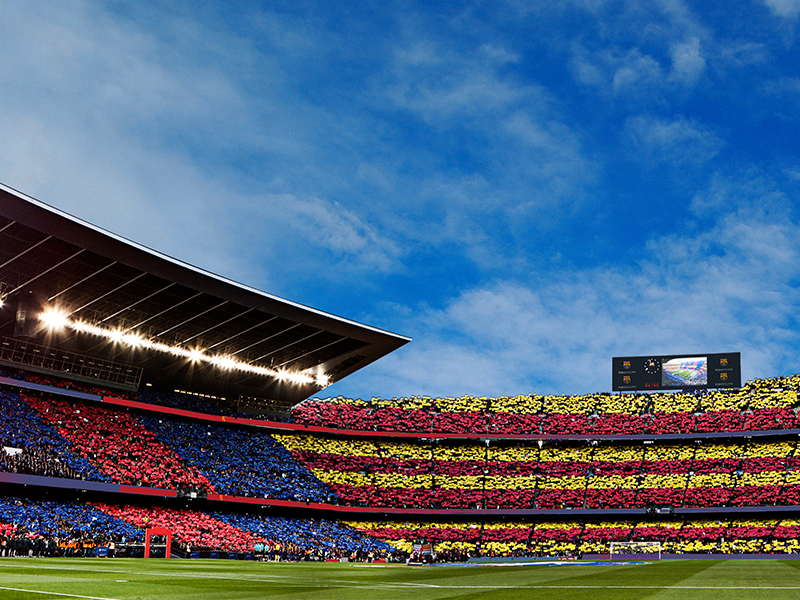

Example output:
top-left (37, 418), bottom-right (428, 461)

top-left (0, 586), bottom-right (121, 600)
top-left (0, 562), bottom-right (293, 581)
top-left (366, 584), bottom-right (800, 590)
top-left (3, 563), bottom-right (800, 592)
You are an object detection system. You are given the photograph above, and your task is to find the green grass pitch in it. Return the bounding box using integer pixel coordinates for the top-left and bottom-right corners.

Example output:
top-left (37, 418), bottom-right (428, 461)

top-left (3, 558), bottom-right (800, 599)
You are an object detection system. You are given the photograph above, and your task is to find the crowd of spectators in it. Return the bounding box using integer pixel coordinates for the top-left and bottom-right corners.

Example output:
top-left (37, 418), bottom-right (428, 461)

top-left (279, 434), bottom-right (800, 511)
top-left (6, 367), bottom-right (800, 439)
top-left (6, 378), bottom-right (800, 513)
top-left (137, 414), bottom-right (337, 503)
top-left (0, 384), bottom-right (335, 503)
top-left (348, 516), bottom-right (800, 556)
top-left (7, 370), bottom-right (800, 515)
top-left (0, 368), bottom-right (292, 421)
top-left (24, 394), bottom-right (214, 493)
top-left (0, 495), bottom-right (393, 558)
top-left (209, 511), bottom-right (393, 560)
top-left (7, 494), bottom-right (799, 559)
top-left (0, 388), bottom-right (109, 482)
top-left (0, 496), bottom-right (142, 557)
top-left (0, 444), bottom-right (88, 479)
top-left (291, 374), bottom-right (800, 436)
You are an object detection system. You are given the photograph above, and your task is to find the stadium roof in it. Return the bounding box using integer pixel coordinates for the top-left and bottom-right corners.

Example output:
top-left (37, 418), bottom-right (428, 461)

top-left (0, 183), bottom-right (410, 407)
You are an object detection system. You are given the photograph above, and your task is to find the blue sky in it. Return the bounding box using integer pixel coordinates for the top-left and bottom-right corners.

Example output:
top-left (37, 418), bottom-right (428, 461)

top-left (1, 0), bottom-right (800, 399)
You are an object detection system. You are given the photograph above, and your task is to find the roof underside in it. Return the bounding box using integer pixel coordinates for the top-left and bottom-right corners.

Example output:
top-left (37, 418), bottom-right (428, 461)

top-left (0, 184), bottom-right (409, 407)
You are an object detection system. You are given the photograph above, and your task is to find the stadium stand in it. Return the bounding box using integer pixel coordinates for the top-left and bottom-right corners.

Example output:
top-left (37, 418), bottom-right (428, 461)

top-left (0, 495), bottom-right (389, 559)
top-left (291, 374), bottom-right (800, 436)
top-left (6, 369), bottom-right (800, 558)
top-left (346, 516), bottom-right (800, 557)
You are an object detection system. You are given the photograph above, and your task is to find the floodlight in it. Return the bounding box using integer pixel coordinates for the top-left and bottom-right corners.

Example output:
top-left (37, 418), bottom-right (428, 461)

top-left (38, 307), bottom-right (70, 330)
top-left (121, 332), bottom-right (144, 348)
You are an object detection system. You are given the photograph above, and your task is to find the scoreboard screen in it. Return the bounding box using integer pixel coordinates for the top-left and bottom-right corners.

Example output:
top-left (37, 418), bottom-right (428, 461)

top-left (612, 352), bottom-right (741, 392)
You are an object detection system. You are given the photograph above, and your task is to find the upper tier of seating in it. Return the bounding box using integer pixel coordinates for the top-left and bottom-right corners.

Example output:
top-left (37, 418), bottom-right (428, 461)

top-left (4, 367), bottom-right (800, 438)
top-left (292, 374), bottom-right (800, 436)
top-left (5, 377), bottom-right (800, 512)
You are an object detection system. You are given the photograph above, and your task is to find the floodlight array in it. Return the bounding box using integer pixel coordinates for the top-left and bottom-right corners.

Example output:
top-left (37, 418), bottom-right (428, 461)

top-left (37, 308), bottom-right (327, 387)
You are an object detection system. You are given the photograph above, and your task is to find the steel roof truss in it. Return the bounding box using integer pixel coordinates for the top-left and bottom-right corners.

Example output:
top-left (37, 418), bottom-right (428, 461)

top-left (47, 261), bottom-right (118, 303)
top-left (0, 235), bottom-right (52, 272)
top-left (99, 281), bottom-right (177, 326)
top-left (3, 249), bottom-right (86, 300)
top-left (249, 328), bottom-right (324, 363)
top-left (69, 271), bottom-right (148, 317)
top-left (276, 335), bottom-right (347, 369)
top-left (200, 312), bottom-right (276, 351)
top-left (127, 290), bottom-right (205, 332)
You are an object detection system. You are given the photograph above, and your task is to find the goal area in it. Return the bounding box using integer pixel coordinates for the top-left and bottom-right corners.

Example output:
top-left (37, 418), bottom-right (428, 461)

top-left (144, 527), bottom-right (173, 559)
top-left (609, 541), bottom-right (662, 559)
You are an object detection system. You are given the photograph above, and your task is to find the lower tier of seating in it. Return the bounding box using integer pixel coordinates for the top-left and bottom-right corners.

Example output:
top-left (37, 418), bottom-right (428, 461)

top-left (0, 496), bottom-right (389, 558)
top-left (348, 517), bottom-right (800, 556)
top-left (2, 494), bottom-right (800, 559)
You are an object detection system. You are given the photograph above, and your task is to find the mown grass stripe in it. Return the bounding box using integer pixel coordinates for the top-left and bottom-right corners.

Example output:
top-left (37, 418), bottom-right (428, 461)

top-left (0, 587), bottom-right (120, 600)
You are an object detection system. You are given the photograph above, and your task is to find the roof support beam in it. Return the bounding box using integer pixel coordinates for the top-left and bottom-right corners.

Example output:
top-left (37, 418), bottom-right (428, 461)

top-left (156, 300), bottom-right (232, 339)
top-left (0, 234), bottom-right (52, 272)
top-left (201, 313), bottom-right (276, 350)
top-left (128, 291), bottom-right (205, 331)
top-left (3, 249), bottom-right (86, 300)
top-left (249, 329), bottom-right (323, 362)
top-left (233, 322), bottom-right (303, 361)
top-left (68, 271), bottom-right (147, 317)
top-left (100, 281), bottom-right (177, 326)
top-left (48, 261), bottom-right (118, 303)
top-left (276, 335), bottom-right (346, 369)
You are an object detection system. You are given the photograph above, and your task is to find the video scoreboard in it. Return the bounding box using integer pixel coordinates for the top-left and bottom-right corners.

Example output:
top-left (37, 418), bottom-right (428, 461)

top-left (612, 352), bottom-right (741, 392)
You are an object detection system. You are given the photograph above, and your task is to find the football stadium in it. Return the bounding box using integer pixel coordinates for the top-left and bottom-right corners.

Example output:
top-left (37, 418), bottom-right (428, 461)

top-left (4, 183), bottom-right (800, 599)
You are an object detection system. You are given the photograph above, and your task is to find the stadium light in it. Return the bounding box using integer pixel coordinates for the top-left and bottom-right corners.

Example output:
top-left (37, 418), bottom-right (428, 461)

top-left (38, 306), bottom-right (70, 331)
top-left (61, 316), bottom-right (323, 386)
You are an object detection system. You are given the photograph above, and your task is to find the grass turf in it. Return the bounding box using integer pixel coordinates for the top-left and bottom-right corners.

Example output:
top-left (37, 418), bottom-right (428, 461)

top-left (2, 558), bottom-right (800, 600)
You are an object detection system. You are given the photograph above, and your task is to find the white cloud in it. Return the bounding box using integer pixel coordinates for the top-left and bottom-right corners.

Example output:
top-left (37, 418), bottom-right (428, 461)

top-left (328, 172), bottom-right (800, 398)
top-left (384, 42), bottom-right (529, 120)
top-left (763, 0), bottom-right (800, 18)
top-left (570, 45), bottom-right (667, 103)
top-left (624, 114), bottom-right (722, 165)
top-left (0, 1), bottom-right (403, 293)
top-left (265, 194), bottom-right (401, 273)
top-left (478, 44), bottom-right (520, 64)
top-left (670, 37), bottom-right (705, 86)
top-left (612, 51), bottom-right (665, 96)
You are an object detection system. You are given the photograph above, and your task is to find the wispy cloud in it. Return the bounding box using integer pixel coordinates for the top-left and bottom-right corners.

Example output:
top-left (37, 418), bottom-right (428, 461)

top-left (328, 171), bottom-right (800, 398)
top-left (2, 0), bottom-right (800, 402)
top-left (623, 114), bottom-right (722, 165)
top-left (763, 0), bottom-right (800, 19)
top-left (669, 37), bottom-right (706, 86)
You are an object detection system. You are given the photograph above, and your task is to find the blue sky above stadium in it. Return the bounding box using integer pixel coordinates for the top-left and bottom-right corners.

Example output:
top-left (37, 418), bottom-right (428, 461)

top-left (1, 0), bottom-right (800, 399)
